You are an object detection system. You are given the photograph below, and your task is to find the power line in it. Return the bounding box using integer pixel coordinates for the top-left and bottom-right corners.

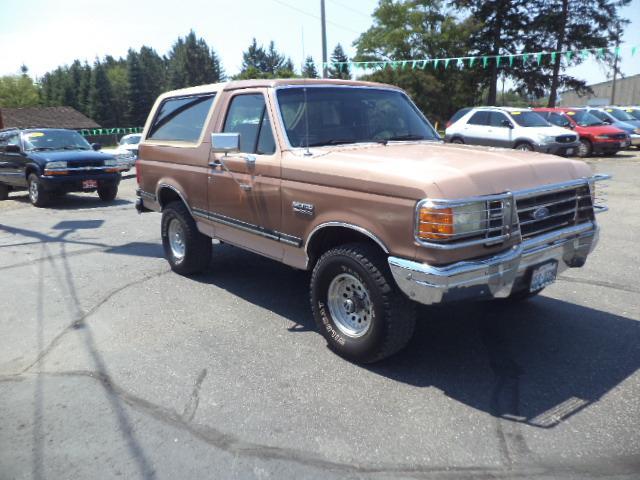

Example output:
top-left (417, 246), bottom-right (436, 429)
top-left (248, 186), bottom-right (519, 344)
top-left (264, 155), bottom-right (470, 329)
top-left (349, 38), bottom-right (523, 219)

top-left (327, 0), bottom-right (372, 19)
top-left (269, 0), bottom-right (361, 35)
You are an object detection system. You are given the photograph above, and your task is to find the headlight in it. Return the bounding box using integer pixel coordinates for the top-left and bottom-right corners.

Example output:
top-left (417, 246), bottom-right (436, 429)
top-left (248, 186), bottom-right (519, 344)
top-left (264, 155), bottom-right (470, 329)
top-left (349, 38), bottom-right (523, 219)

top-left (537, 134), bottom-right (555, 143)
top-left (417, 201), bottom-right (486, 241)
top-left (594, 135), bottom-right (609, 140)
top-left (45, 161), bottom-right (67, 169)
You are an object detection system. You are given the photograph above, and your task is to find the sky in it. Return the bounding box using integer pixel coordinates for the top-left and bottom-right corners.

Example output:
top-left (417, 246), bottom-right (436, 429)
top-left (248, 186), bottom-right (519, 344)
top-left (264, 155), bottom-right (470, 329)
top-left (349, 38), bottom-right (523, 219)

top-left (1, 0), bottom-right (639, 87)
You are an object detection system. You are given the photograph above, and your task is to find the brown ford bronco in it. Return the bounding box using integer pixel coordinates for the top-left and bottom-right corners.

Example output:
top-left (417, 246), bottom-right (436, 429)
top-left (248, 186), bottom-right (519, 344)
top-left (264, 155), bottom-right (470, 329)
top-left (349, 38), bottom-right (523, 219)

top-left (135, 79), bottom-right (608, 363)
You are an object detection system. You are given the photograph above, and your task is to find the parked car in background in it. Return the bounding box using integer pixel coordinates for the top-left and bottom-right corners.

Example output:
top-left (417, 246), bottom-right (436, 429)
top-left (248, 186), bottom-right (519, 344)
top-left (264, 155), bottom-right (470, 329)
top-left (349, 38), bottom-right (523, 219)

top-left (113, 133), bottom-right (142, 167)
top-left (445, 107), bottom-right (472, 128)
top-left (0, 128), bottom-right (125, 207)
top-left (533, 107), bottom-right (630, 157)
top-left (445, 107), bottom-right (580, 156)
top-left (583, 107), bottom-right (640, 147)
top-left (622, 106), bottom-right (640, 121)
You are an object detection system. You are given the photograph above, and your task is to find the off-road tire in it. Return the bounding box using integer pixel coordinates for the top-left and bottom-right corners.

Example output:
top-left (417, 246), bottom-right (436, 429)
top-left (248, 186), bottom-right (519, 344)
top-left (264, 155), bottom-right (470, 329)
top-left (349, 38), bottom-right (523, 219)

top-left (578, 138), bottom-right (592, 158)
top-left (28, 174), bottom-right (49, 207)
top-left (161, 201), bottom-right (211, 275)
top-left (310, 243), bottom-right (416, 363)
top-left (515, 142), bottom-right (534, 152)
top-left (97, 184), bottom-right (118, 202)
top-left (0, 184), bottom-right (8, 201)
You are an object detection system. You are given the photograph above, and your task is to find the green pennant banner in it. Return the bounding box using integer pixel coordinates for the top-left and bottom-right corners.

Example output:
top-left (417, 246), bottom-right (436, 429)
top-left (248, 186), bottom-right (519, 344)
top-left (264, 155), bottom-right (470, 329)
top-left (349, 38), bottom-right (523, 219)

top-left (434, 59), bottom-right (440, 68)
top-left (522, 53), bottom-right (529, 64)
top-left (597, 48), bottom-right (604, 58)
top-left (482, 56), bottom-right (488, 68)
top-left (496, 56), bottom-right (501, 67)
top-left (469, 57), bottom-right (475, 67)
top-left (551, 52), bottom-right (556, 63)
top-left (615, 46), bottom-right (621, 56)
top-left (581, 49), bottom-right (589, 59)
top-left (444, 58), bottom-right (451, 68)
top-left (412, 60), bottom-right (418, 69)
top-left (401, 60), bottom-right (408, 69)
top-left (421, 60), bottom-right (428, 68)
top-left (633, 46), bottom-right (638, 56)
top-left (565, 51), bottom-right (573, 61)
top-left (509, 55), bottom-right (514, 67)
top-left (457, 58), bottom-right (464, 68)
top-left (536, 52), bottom-right (543, 64)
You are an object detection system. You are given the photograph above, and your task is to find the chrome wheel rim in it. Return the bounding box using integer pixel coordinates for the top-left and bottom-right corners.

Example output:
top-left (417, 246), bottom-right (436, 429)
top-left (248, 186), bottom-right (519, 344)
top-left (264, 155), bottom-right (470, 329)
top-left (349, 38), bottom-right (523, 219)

top-left (29, 181), bottom-right (38, 203)
top-left (327, 273), bottom-right (373, 338)
top-left (517, 144), bottom-right (531, 151)
top-left (578, 141), bottom-right (589, 157)
top-left (168, 219), bottom-right (186, 261)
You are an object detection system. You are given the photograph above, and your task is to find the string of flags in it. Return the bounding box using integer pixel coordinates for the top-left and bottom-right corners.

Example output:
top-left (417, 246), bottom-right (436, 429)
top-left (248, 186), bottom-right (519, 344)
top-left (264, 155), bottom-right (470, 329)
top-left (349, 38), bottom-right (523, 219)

top-left (78, 127), bottom-right (143, 136)
top-left (323, 44), bottom-right (639, 72)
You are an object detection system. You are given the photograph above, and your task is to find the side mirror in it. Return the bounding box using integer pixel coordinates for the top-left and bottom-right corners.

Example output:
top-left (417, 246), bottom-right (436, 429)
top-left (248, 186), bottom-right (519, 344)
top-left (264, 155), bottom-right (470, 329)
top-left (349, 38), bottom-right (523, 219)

top-left (501, 119), bottom-right (514, 129)
top-left (5, 144), bottom-right (21, 154)
top-left (91, 143), bottom-right (102, 151)
top-left (211, 133), bottom-right (240, 154)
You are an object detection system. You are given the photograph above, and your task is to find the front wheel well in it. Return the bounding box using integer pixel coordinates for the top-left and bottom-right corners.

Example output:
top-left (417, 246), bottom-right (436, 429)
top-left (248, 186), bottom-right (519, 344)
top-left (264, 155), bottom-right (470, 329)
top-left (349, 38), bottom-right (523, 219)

top-left (306, 226), bottom-right (388, 269)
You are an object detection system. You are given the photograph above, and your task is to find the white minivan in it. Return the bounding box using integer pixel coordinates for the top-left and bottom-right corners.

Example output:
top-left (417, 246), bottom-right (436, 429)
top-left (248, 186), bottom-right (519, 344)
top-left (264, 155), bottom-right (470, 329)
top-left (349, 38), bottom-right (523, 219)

top-left (445, 107), bottom-right (580, 156)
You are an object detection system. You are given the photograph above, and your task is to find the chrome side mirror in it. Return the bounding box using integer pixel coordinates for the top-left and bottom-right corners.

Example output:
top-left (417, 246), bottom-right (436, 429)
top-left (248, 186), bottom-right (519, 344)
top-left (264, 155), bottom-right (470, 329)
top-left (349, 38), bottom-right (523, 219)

top-left (211, 133), bottom-right (240, 154)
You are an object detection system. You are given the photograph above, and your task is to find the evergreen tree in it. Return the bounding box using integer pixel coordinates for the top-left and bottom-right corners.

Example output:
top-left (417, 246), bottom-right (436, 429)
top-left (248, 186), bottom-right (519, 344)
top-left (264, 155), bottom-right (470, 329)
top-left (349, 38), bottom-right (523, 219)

top-left (167, 31), bottom-right (224, 89)
top-left (88, 60), bottom-right (115, 126)
top-left (236, 39), bottom-right (296, 79)
top-left (127, 49), bottom-right (147, 127)
top-left (302, 56), bottom-right (319, 78)
top-left (328, 44), bottom-right (351, 79)
top-left (106, 63), bottom-right (129, 126)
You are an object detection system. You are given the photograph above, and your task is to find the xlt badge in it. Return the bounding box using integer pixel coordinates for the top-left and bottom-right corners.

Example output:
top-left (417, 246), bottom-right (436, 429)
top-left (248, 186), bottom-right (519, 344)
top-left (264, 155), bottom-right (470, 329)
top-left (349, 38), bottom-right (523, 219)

top-left (292, 201), bottom-right (314, 216)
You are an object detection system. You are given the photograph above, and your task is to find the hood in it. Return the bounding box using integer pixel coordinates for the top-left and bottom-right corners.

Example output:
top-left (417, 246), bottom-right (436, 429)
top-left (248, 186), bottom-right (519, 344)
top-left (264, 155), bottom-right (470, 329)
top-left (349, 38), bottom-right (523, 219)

top-left (28, 150), bottom-right (115, 163)
top-left (541, 126), bottom-right (577, 137)
top-left (611, 120), bottom-right (639, 133)
top-left (575, 124), bottom-right (627, 135)
top-left (282, 142), bottom-right (592, 200)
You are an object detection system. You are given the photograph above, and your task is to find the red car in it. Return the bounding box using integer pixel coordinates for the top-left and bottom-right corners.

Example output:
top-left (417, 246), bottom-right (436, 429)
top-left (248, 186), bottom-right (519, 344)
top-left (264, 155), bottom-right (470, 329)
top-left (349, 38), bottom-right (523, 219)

top-left (533, 107), bottom-right (630, 157)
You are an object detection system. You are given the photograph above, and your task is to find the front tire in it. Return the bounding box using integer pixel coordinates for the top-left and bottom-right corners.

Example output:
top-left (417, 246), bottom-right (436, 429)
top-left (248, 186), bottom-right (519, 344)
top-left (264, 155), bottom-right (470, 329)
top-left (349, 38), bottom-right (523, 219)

top-left (0, 184), bottom-right (8, 201)
top-left (97, 184), bottom-right (118, 202)
top-left (515, 142), bottom-right (534, 152)
top-left (161, 201), bottom-right (211, 275)
top-left (578, 138), bottom-right (592, 157)
top-left (28, 174), bottom-right (49, 207)
top-left (450, 137), bottom-right (464, 144)
top-left (310, 243), bottom-right (416, 363)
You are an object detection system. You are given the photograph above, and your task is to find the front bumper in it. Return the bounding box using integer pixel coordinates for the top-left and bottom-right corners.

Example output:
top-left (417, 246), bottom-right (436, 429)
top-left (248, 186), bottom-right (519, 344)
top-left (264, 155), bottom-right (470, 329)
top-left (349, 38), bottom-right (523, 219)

top-left (389, 222), bottom-right (599, 305)
top-left (39, 173), bottom-right (121, 192)
top-left (535, 141), bottom-right (580, 156)
top-left (628, 134), bottom-right (640, 146)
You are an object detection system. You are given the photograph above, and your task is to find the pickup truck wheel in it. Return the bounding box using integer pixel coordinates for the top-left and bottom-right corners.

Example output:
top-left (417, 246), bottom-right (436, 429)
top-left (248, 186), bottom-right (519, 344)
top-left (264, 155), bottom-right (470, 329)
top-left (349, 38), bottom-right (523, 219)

top-left (97, 184), bottom-right (118, 202)
top-left (310, 243), bottom-right (416, 363)
top-left (161, 201), bottom-right (211, 275)
top-left (0, 184), bottom-right (8, 201)
top-left (578, 139), bottom-right (592, 157)
top-left (28, 174), bottom-right (49, 207)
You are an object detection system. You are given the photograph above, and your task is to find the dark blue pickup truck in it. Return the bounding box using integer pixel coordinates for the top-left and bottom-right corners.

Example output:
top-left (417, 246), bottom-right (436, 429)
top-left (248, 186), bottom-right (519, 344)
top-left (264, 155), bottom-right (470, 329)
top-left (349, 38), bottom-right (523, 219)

top-left (0, 128), bottom-right (126, 207)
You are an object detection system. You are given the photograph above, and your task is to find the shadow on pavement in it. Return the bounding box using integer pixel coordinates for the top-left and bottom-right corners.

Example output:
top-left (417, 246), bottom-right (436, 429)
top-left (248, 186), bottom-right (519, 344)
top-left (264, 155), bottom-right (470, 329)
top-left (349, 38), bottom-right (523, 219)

top-left (7, 192), bottom-right (131, 210)
top-left (195, 243), bottom-right (640, 429)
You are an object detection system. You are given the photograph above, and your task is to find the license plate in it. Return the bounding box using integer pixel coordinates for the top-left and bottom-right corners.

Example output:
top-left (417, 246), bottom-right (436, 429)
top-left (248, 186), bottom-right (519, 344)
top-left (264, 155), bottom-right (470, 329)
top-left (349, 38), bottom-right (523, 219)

top-left (566, 148), bottom-right (574, 155)
top-left (82, 180), bottom-right (97, 189)
top-left (530, 261), bottom-right (558, 292)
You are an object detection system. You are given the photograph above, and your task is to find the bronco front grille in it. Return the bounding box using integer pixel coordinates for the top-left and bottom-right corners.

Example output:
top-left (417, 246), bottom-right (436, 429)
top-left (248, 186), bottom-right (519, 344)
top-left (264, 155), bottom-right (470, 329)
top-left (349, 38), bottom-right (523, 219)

top-left (515, 185), bottom-right (594, 239)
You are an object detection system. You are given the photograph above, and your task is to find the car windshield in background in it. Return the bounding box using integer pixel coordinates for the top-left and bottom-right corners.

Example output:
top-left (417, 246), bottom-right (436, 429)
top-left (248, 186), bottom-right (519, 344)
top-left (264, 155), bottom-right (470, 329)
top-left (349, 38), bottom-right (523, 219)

top-left (121, 135), bottom-right (141, 145)
top-left (276, 87), bottom-right (439, 148)
top-left (570, 110), bottom-right (604, 126)
top-left (510, 111), bottom-right (550, 127)
top-left (607, 108), bottom-right (636, 122)
top-left (626, 109), bottom-right (640, 120)
top-left (23, 130), bottom-right (91, 151)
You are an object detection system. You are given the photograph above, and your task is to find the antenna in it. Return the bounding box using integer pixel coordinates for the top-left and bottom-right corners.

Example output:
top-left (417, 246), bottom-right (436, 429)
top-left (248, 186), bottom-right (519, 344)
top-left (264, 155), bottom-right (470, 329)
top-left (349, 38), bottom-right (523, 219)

top-left (303, 84), bottom-right (312, 156)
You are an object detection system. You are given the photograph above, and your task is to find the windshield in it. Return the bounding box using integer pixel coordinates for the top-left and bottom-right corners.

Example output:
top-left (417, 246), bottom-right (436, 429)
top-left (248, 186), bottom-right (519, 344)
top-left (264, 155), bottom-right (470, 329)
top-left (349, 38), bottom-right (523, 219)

top-left (509, 111), bottom-right (550, 127)
top-left (606, 108), bottom-right (636, 121)
top-left (590, 110), bottom-right (614, 123)
top-left (570, 110), bottom-right (604, 126)
top-left (626, 109), bottom-right (640, 120)
top-left (23, 130), bottom-right (91, 151)
top-left (276, 87), bottom-right (439, 148)
top-left (121, 135), bottom-right (141, 145)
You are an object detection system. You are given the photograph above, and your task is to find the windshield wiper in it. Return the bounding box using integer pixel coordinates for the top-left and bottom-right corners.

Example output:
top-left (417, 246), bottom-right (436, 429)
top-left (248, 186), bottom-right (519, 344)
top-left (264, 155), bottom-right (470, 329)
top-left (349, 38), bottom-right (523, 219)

top-left (31, 147), bottom-right (56, 151)
top-left (377, 134), bottom-right (426, 145)
top-left (62, 146), bottom-right (89, 150)
top-left (307, 139), bottom-right (358, 147)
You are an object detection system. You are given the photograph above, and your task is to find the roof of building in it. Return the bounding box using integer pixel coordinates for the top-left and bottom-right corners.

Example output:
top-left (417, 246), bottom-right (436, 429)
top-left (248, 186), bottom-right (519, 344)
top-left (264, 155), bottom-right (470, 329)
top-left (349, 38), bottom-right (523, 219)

top-left (0, 106), bottom-right (101, 129)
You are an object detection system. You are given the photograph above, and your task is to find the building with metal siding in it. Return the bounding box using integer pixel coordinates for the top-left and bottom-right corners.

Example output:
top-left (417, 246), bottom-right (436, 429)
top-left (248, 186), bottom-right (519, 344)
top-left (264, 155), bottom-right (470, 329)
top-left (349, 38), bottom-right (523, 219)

top-left (558, 73), bottom-right (640, 107)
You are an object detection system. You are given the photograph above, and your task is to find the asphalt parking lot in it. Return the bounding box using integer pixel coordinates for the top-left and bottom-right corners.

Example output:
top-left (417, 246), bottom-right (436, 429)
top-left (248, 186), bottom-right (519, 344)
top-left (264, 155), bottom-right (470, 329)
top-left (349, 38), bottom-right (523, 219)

top-left (1, 151), bottom-right (639, 480)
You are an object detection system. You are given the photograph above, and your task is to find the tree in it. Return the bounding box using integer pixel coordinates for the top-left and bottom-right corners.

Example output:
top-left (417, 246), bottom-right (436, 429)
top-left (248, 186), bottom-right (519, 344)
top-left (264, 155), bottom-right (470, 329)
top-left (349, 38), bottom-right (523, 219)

top-left (513, 0), bottom-right (631, 106)
top-left (328, 44), bottom-right (351, 79)
top-left (354, 0), bottom-right (483, 125)
top-left (88, 60), bottom-right (116, 126)
top-left (167, 31), bottom-right (224, 89)
top-left (106, 63), bottom-right (129, 126)
top-left (236, 39), bottom-right (296, 79)
top-left (302, 56), bottom-right (319, 78)
top-left (0, 73), bottom-right (40, 108)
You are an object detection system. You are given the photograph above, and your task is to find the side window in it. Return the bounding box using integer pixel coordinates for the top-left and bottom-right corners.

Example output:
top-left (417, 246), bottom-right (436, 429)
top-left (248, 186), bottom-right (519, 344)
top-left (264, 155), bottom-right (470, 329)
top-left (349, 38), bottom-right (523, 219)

top-left (467, 111), bottom-right (489, 126)
top-left (148, 94), bottom-right (215, 142)
top-left (548, 113), bottom-right (570, 127)
top-left (223, 94), bottom-right (276, 155)
top-left (489, 112), bottom-right (508, 127)
top-left (2, 134), bottom-right (20, 150)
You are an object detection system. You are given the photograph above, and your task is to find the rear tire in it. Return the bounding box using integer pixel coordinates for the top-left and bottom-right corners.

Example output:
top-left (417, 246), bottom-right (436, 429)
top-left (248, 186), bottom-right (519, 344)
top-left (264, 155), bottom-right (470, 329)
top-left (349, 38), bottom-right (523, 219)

top-left (28, 174), bottom-right (49, 207)
top-left (310, 243), bottom-right (416, 363)
top-left (451, 137), bottom-right (464, 144)
top-left (97, 184), bottom-right (118, 202)
top-left (0, 184), bottom-right (8, 201)
top-left (161, 201), bottom-right (211, 275)
top-left (578, 138), bottom-right (592, 157)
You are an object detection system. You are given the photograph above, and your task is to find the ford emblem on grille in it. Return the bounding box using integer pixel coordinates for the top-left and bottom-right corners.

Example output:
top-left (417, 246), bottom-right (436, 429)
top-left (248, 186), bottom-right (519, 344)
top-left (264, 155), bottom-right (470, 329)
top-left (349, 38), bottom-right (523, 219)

top-left (531, 206), bottom-right (551, 220)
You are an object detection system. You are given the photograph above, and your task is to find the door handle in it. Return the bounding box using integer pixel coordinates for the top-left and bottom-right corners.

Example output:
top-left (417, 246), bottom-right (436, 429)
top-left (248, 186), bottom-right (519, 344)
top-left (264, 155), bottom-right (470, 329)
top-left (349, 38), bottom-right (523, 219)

top-left (208, 160), bottom-right (221, 168)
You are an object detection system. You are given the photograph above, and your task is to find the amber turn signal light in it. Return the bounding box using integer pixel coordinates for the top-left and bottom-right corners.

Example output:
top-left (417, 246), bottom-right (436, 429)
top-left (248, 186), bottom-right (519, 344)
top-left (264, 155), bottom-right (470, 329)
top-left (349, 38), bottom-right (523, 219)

top-left (418, 207), bottom-right (454, 240)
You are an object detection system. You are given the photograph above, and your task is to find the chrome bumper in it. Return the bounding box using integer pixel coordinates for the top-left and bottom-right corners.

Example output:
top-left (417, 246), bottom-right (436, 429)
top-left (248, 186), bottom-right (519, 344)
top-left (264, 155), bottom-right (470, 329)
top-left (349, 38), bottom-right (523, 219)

top-left (389, 222), bottom-right (599, 305)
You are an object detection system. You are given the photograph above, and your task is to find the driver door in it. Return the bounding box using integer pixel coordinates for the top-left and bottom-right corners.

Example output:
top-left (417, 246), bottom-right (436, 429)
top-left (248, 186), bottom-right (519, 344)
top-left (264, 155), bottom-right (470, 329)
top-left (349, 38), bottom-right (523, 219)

top-left (207, 90), bottom-right (283, 260)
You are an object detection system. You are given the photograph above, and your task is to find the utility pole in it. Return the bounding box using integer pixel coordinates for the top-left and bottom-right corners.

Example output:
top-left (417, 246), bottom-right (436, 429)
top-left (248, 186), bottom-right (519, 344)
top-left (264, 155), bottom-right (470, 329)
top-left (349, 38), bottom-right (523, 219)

top-left (611, 21), bottom-right (621, 105)
top-left (321, 0), bottom-right (328, 78)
